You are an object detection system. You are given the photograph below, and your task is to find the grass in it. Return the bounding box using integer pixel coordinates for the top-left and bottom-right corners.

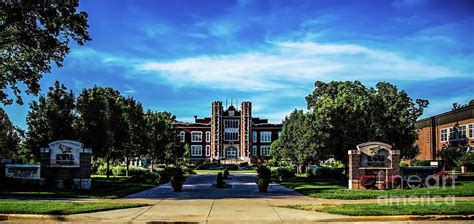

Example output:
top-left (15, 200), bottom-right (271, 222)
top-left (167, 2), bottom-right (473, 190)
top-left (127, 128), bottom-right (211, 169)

top-left (194, 169), bottom-right (256, 174)
top-left (288, 201), bottom-right (474, 216)
top-left (0, 175), bottom-right (154, 199)
top-left (0, 200), bottom-right (147, 215)
top-left (277, 176), bottom-right (474, 200)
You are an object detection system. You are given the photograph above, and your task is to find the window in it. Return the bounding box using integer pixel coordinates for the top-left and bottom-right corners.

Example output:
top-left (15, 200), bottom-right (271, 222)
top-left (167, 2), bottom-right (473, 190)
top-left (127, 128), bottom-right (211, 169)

top-left (260, 146), bottom-right (270, 156)
top-left (470, 124), bottom-right (474, 138)
top-left (179, 131), bottom-right (185, 142)
top-left (459, 126), bottom-right (467, 139)
top-left (441, 129), bottom-right (448, 142)
top-left (224, 119), bottom-right (239, 141)
top-left (205, 145), bottom-right (211, 156)
top-left (252, 131), bottom-right (257, 143)
top-left (191, 131), bottom-right (202, 142)
top-left (191, 145), bottom-right (202, 156)
top-left (252, 145), bottom-right (257, 156)
top-left (260, 131), bottom-right (271, 143)
top-left (449, 127), bottom-right (455, 140)
top-left (205, 131), bottom-right (211, 142)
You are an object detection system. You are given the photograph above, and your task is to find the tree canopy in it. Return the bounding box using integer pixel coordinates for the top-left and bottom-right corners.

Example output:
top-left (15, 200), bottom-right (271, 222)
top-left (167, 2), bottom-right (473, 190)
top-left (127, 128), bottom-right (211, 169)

top-left (275, 80), bottom-right (428, 168)
top-left (0, 108), bottom-right (22, 159)
top-left (0, 1), bottom-right (90, 105)
top-left (26, 81), bottom-right (78, 160)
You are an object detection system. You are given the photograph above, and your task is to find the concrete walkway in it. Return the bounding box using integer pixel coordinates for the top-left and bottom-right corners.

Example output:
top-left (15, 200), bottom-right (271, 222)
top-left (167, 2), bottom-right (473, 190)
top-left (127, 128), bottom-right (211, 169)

top-left (66, 173), bottom-right (347, 223)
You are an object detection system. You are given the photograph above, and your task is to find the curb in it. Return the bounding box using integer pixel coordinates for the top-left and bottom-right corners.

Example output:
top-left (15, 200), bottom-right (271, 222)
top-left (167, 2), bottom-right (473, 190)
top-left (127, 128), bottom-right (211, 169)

top-left (0, 214), bottom-right (66, 221)
top-left (318, 214), bottom-right (474, 222)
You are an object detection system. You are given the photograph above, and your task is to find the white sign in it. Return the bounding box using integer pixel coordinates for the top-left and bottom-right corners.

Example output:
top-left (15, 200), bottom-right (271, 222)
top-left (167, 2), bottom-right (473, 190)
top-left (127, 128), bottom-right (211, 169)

top-left (5, 164), bottom-right (41, 180)
top-left (48, 140), bottom-right (83, 167)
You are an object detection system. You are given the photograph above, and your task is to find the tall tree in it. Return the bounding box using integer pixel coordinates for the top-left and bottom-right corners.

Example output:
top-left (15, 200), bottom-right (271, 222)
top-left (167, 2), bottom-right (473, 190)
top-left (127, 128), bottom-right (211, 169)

top-left (122, 97), bottom-right (146, 176)
top-left (144, 111), bottom-right (183, 169)
top-left (0, 1), bottom-right (90, 105)
top-left (305, 81), bottom-right (428, 166)
top-left (271, 109), bottom-right (329, 173)
top-left (0, 108), bottom-right (22, 159)
top-left (26, 81), bottom-right (78, 160)
top-left (77, 87), bottom-right (126, 178)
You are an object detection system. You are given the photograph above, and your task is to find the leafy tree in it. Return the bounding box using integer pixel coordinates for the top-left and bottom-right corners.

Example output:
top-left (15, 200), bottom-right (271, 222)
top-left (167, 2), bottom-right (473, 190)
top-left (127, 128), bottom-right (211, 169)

top-left (437, 123), bottom-right (470, 170)
top-left (77, 87), bottom-right (126, 178)
top-left (0, 108), bottom-right (23, 159)
top-left (271, 110), bottom-right (329, 173)
top-left (304, 81), bottom-right (428, 167)
top-left (122, 97), bottom-right (146, 176)
top-left (144, 111), bottom-right (183, 168)
top-left (26, 81), bottom-right (78, 160)
top-left (0, 1), bottom-right (90, 105)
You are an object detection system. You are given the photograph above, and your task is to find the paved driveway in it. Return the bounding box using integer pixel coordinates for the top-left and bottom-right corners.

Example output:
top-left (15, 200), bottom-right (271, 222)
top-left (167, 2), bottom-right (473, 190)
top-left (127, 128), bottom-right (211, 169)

top-left (126, 173), bottom-right (302, 199)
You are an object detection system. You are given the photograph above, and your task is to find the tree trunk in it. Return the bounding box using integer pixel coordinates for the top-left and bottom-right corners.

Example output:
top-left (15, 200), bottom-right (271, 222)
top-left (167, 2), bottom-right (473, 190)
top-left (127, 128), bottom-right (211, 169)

top-left (126, 157), bottom-right (130, 177)
top-left (151, 157), bottom-right (154, 172)
top-left (106, 158), bottom-right (110, 179)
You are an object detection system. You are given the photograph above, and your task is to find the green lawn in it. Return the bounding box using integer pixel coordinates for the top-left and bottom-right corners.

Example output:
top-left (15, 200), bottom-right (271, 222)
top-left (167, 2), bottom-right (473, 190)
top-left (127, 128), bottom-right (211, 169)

top-left (277, 176), bottom-right (474, 200)
top-left (0, 175), bottom-right (154, 199)
top-left (288, 201), bottom-right (474, 216)
top-left (0, 200), bottom-right (147, 215)
top-left (194, 169), bottom-right (256, 174)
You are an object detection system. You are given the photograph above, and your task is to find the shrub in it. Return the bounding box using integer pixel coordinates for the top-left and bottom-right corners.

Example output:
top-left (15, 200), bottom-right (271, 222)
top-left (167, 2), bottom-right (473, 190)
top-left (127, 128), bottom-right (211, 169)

top-left (131, 171), bottom-right (161, 185)
top-left (321, 161), bottom-right (344, 168)
top-left (384, 175), bottom-right (402, 190)
top-left (170, 168), bottom-right (185, 192)
top-left (256, 165), bottom-right (271, 192)
top-left (359, 175), bottom-right (376, 189)
top-left (159, 167), bottom-right (180, 183)
top-left (276, 167), bottom-right (295, 178)
top-left (456, 153), bottom-right (474, 167)
top-left (400, 161), bottom-right (409, 167)
top-left (427, 171), bottom-right (453, 187)
top-left (410, 159), bottom-right (431, 167)
top-left (112, 165), bottom-right (147, 176)
top-left (437, 147), bottom-right (466, 170)
top-left (308, 166), bottom-right (344, 179)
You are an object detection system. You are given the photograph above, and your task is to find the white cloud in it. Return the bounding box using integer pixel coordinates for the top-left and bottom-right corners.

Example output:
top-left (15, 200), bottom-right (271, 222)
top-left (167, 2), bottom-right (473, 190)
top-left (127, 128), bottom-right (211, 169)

top-left (136, 40), bottom-right (463, 92)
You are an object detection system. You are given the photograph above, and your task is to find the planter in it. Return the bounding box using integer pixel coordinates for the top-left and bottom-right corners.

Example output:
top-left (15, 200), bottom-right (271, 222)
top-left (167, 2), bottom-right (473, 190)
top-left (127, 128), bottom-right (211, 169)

top-left (172, 182), bottom-right (184, 192)
top-left (257, 178), bottom-right (270, 192)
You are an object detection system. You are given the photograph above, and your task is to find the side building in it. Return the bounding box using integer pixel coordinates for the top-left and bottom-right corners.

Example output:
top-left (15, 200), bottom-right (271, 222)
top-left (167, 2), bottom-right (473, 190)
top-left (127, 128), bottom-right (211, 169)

top-left (174, 101), bottom-right (282, 164)
top-left (415, 103), bottom-right (474, 160)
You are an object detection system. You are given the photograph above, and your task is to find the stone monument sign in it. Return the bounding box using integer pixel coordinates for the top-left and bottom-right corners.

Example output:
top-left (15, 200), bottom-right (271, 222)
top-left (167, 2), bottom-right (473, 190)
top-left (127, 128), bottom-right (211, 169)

top-left (40, 140), bottom-right (92, 189)
top-left (348, 142), bottom-right (400, 189)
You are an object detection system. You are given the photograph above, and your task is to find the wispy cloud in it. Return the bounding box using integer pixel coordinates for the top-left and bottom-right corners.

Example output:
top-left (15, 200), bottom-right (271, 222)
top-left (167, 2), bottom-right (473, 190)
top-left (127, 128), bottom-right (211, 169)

top-left (135, 40), bottom-right (464, 92)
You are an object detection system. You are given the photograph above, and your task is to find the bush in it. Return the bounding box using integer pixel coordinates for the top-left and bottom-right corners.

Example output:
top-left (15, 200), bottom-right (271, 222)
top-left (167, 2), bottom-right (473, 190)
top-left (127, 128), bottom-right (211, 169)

top-left (159, 167), bottom-right (179, 183)
top-left (223, 169), bottom-right (230, 179)
top-left (308, 166), bottom-right (344, 179)
top-left (131, 171), bottom-right (161, 185)
top-left (276, 167), bottom-right (295, 178)
top-left (384, 175), bottom-right (401, 190)
top-left (359, 175), bottom-right (376, 189)
top-left (437, 147), bottom-right (466, 169)
top-left (400, 161), bottom-right (409, 167)
top-left (321, 161), bottom-right (344, 168)
top-left (182, 167), bottom-right (196, 175)
top-left (456, 153), bottom-right (474, 167)
top-left (112, 165), bottom-right (147, 176)
top-left (216, 172), bottom-right (226, 188)
top-left (410, 159), bottom-right (431, 167)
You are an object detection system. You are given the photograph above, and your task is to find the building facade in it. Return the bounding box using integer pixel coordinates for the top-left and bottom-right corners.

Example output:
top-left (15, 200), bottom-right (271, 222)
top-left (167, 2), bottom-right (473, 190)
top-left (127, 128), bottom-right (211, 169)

top-left (415, 103), bottom-right (474, 160)
top-left (174, 101), bottom-right (282, 163)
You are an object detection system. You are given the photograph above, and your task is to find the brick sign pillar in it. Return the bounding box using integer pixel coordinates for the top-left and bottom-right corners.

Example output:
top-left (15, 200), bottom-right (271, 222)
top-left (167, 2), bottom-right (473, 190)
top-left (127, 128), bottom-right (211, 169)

top-left (348, 142), bottom-right (400, 190)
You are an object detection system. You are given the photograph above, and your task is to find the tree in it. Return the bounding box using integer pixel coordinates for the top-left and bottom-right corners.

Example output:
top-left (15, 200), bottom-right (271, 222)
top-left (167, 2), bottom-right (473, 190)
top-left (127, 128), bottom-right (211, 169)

top-left (305, 81), bottom-right (428, 167)
top-left (437, 123), bottom-right (470, 170)
top-left (122, 97), bottom-right (146, 176)
top-left (77, 87), bottom-right (126, 178)
top-left (271, 110), bottom-right (329, 173)
top-left (0, 108), bottom-right (22, 159)
top-left (0, 1), bottom-right (91, 105)
top-left (144, 111), bottom-right (183, 169)
top-left (26, 81), bottom-right (78, 160)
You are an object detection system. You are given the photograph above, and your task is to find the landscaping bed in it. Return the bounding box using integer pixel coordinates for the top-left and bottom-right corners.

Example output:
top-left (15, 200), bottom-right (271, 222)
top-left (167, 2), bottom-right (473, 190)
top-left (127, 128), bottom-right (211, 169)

top-left (287, 201), bottom-right (474, 216)
top-left (277, 176), bottom-right (474, 200)
top-left (0, 200), bottom-right (147, 215)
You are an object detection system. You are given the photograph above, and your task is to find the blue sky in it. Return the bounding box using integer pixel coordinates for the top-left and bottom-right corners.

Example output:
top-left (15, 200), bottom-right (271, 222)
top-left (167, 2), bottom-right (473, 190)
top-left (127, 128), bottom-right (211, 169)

top-left (3, 0), bottom-right (474, 129)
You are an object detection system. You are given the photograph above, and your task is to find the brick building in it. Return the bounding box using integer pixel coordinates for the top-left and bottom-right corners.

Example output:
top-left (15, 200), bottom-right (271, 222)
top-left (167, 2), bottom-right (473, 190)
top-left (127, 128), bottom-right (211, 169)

top-left (174, 101), bottom-right (282, 163)
top-left (415, 103), bottom-right (474, 160)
